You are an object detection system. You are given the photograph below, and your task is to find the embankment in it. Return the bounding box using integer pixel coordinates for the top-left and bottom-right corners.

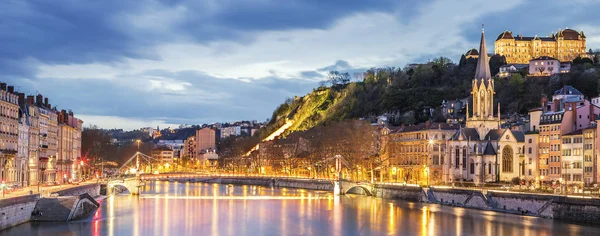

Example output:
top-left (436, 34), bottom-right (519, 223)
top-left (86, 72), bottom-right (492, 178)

top-left (0, 183), bottom-right (102, 231)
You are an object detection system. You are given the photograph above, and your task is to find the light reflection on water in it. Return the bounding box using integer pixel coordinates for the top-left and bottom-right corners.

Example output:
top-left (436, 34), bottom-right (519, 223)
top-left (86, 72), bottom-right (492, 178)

top-left (3, 181), bottom-right (600, 236)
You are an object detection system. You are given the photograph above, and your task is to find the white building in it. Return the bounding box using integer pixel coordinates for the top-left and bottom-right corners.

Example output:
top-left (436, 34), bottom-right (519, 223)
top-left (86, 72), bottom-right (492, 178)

top-left (220, 126), bottom-right (241, 139)
top-left (157, 140), bottom-right (184, 158)
top-left (529, 56), bottom-right (560, 76)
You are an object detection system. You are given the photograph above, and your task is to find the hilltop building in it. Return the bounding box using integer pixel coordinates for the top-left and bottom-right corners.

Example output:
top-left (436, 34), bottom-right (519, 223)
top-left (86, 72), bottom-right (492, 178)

top-left (495, 28), bottom-right (587, 64)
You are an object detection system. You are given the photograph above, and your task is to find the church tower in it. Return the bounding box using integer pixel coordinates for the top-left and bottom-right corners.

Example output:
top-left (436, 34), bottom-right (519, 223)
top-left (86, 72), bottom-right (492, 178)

top-left (466, 25), bottom-right (500, 138)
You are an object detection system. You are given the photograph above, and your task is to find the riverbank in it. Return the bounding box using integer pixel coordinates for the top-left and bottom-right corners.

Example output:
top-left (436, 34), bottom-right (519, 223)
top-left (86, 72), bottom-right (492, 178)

top-left (162, 176), bottom-right (600, 225)
top-left (0, 183), bottom-right (102, 231)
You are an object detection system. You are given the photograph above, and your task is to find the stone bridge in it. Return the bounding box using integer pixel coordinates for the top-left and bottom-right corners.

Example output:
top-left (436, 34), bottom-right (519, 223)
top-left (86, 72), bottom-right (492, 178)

top-left (339, 180), bottom-right (373, 196)
top-left (108, 176), bottom-right (145, 195)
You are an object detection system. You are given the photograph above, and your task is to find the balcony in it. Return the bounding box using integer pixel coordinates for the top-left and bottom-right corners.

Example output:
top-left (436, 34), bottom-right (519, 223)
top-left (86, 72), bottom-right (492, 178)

top-left (39, 156), bottom-right (49, 162)
top-left (40, 145), bottom-right (48, 149)
top-left (0, 149), bottom-right (17, 155)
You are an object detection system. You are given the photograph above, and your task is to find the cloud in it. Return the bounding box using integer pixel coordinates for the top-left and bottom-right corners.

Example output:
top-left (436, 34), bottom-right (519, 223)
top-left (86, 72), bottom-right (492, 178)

top-left (2, 0), bottom-right (599, 130)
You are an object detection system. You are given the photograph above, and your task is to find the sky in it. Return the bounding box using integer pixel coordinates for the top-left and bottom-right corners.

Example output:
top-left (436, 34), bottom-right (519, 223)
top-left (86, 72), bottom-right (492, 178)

top-left (2, 0), bottom-right (599, 130)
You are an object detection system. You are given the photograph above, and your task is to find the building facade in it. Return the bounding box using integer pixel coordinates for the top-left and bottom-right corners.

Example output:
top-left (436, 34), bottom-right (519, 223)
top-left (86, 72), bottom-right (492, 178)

top-left (0, 84), bottom-right (20, 185)
top-left (529, 56), bottom-right (560, 76)
top-left (495, 29), bottom-right (587, 64)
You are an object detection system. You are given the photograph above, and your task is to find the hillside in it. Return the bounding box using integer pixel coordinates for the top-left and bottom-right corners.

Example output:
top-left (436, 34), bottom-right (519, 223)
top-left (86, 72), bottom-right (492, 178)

top-left (257, 56), bottom-right (600, 139)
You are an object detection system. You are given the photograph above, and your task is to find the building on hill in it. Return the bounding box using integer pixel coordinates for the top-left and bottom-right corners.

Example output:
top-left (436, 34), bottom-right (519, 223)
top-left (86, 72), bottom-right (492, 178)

top-left (152, 146), bottom-right (174, 163)
top-left (196, 127), bottom-right (216, 152)
top-left (528, 56), bottom-right (560, 76)
top-left (157, 140), bottom-right (184, 158)
top-left (495, 28), bottom-right (588, 64)
top-left (465, 48), bottom-right (479, 59)
top-left (441, 98), bottom-right (468, 124)
top-left (446, 26), bottom-right (525, 184)
top-left (183, 136), bottom-right (196, 160)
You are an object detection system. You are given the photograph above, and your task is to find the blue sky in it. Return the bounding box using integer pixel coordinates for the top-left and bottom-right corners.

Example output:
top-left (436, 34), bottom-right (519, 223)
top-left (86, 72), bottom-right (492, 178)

top-left (2, 0), bottom-right (599, 130)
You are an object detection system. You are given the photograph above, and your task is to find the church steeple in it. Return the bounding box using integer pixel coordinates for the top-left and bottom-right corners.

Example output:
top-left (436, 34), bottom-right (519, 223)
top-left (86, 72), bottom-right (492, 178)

top-left (467, 24), bottom-right (499, 136)
top-left (475, 24), bottom-right (492, 80)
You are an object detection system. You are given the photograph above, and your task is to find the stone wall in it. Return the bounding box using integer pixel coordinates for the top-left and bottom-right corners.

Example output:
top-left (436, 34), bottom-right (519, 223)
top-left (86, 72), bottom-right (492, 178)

top-left (53, 183), bottom-right (101, 197)
top-left (372, 184), bottom-right (423, 202)
top-left (552, 197), bottom-right (600, 224)
top-left (487, 191), bottom-right (555, 216)
top-left (0, 194), bottom-right (39, 231)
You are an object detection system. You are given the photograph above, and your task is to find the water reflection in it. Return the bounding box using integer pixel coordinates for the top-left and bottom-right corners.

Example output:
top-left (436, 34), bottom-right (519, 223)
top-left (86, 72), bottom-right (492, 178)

top-left (3, 181), bottom-right (600, 236)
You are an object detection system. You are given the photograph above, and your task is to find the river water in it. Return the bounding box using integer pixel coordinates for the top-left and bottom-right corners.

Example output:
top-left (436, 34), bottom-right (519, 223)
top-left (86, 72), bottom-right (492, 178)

top-left (3, 181), bottom-right (600, 236)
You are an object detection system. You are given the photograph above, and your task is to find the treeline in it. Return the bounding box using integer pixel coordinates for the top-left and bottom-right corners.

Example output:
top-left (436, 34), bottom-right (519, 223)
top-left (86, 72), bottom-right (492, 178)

top-left (82, 125), bottom-right (153, 165)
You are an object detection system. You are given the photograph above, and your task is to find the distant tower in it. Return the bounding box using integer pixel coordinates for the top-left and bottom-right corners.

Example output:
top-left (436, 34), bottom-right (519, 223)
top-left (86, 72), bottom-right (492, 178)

top-left (467, 25), bottom-right (500, 138)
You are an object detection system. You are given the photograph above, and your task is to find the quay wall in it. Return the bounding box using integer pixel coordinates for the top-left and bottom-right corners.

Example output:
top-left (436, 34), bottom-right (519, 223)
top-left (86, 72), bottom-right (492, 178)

top-left (0, 194), bottom-right (39, 231)
top-left (0, 183), bottom-right (102, 231)
top-left (52, 183), bottom-right (101, 197)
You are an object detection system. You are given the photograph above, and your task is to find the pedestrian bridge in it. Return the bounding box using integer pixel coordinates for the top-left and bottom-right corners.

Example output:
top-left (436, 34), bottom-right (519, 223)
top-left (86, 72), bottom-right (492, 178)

top-left (107, 176), bottom-right (145, 195)
top-left (338, 180), bottom-right (373, 196)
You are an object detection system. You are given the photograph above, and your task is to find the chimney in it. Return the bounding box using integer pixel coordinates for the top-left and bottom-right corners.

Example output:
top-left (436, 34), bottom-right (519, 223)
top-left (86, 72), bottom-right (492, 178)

top-left (44, 97), bottom-right (48, 107)
top-left (0, 83), bottom-right (6, 91)
top-left (36, 94), bottom-right (43, 106)
top-left (7, 86), bottom-right (14, 93)
top-left (27, 96), bottom-right (34, 105)
top-left (541, 96), bottom-right (548, 112)
top-left (47, 103), bottom-right (51, 109)
top-left (61, 110), bottom-right (67, 124)
top-left (18, 93), bottom-right (25, 106)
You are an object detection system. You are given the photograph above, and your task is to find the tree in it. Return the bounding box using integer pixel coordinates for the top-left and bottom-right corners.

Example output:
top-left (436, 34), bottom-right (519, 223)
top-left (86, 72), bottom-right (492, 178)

top-left (573, 56), bottom-right (594, 66)
top-left (537, 67), bottom-right (545, 75)
top-left (489, 54), bottom-right (507, 76)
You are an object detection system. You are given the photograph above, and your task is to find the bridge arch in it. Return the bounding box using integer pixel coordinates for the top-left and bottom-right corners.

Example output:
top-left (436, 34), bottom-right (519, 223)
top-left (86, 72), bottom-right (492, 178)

top-left (345, 185), bottom-right (372, 196)
top-left (339, 180), bottom-right (373, 196)
top-left (108, 178), bottom-right (142, 195)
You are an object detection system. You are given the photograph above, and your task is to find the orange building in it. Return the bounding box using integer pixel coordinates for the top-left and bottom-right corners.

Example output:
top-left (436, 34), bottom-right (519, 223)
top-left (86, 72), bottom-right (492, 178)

top-left (495, 29), bottom-right (587, 64)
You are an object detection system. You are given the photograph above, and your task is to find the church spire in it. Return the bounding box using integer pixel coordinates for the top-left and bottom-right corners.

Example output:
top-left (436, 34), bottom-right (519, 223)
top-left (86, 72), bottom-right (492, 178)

top-left (474, 24), bottom-right (491, 80)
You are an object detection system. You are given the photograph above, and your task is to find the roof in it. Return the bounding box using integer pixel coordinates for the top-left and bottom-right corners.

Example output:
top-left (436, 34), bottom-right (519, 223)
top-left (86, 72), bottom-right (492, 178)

top-left (153, 146), bottom-right (173, 151)
top-left (511, 130), bottom-right (525, 142)
top-left (558, 29), bottom-right (582, 40)
top-left (563, 129), bottom-right (583, 136)
top-left (451, 128), bottom-right (480, 141)
top-left (394, 122), bottom-right (460, 133)
top-left (483, 141), bottom-right (497, 155)
top-left (496, 31), bottom-right (514, 40)
top-left (475, 28), bottom-right (492, 80)
top-left (466, 48), bottom-right (479, 56)
top-left (484, 129), bottom-right (506, 141)
top-left (540, 112), bottom-right (565, 125)
top-left (531, 56), bottom-right (558, 61)
top-left (554, 85), bottom-right (583, 96)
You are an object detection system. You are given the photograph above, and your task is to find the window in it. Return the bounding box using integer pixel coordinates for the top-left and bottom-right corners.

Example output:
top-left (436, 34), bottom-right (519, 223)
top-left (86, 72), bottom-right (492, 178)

top-left (502, 146), bottom-right (513, 172)
top-left (528, 147), bottom-right (532, 154)
top-left (528, 139), bottom-right (532, 144)
top-left (470, 161), bottom-right (475, 174)
top-left (462, 147), bottom-right (467, 170)
top-left (455, 147), bottom-right (460, 169)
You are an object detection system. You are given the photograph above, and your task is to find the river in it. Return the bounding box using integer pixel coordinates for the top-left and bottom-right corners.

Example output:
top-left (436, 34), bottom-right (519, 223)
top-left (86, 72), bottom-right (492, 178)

top-left (3, 181), bottom-right (599, 236)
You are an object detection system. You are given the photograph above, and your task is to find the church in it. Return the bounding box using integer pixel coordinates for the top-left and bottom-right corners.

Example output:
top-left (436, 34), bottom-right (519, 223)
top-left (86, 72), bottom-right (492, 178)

top-left (446, 27), bottom-right (525, 184)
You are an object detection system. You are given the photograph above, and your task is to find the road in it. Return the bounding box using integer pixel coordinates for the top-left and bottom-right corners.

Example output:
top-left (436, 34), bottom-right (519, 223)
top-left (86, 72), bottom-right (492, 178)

top-left (1, 180), bottom-right (94, 199)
